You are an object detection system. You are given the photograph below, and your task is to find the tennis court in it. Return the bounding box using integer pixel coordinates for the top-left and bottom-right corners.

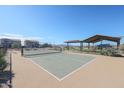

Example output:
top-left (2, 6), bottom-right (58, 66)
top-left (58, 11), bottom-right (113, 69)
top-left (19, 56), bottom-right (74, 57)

top-left (24, 52), bottom-right (95, 80)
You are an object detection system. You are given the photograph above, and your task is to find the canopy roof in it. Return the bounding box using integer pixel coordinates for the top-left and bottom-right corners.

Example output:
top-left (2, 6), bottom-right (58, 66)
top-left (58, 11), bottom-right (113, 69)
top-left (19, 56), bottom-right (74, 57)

top-left (64, 35), bottom-right (121, 43)
top-left (82, 35), bottom-right (121, 43)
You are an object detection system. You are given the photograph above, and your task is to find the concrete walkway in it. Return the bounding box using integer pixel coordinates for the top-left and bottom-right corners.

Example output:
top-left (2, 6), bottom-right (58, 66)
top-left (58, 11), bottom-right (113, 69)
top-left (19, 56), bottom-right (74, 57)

top-left (12, 51), bottom-right (124, 88)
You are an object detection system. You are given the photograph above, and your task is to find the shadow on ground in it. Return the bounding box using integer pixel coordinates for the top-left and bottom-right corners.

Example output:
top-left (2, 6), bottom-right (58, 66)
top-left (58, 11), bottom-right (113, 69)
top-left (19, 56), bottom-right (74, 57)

top-left (112, 54), bottom-right (124, 57)
top-left (0, 71), bottom-right (15, 88)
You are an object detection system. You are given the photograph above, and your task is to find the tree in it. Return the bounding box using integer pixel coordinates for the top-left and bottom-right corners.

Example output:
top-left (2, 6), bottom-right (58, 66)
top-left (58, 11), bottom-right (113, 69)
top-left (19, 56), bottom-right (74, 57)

top-left (41, 43), bottom-right (52, 48)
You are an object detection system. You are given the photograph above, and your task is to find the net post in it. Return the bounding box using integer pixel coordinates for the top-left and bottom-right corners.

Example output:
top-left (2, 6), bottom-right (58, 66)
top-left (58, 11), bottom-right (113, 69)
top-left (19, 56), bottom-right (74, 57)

top-left (60, 47), bottom-right (63, 52)
top-left (21, 46), bottom-right (24, 56)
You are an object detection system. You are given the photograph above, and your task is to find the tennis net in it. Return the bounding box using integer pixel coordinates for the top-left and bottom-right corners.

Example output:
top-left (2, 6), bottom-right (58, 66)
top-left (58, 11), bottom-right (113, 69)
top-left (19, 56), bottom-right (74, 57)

top-left (22, 46), bottom-right (62, 56)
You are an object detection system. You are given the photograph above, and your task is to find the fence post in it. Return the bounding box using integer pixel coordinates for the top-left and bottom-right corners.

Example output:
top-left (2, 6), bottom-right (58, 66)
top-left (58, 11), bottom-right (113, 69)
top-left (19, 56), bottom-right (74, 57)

top-left (9, 52), bottom-right (12, 88)
top-left (21, 46), bottom-right (24, 56)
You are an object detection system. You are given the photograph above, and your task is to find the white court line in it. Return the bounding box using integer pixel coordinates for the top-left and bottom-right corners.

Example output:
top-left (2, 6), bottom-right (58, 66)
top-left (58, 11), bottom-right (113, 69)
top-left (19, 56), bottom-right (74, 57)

top-left (25, 58), bottom-right (61, 81)
top-left (23, 55), bottom-right (96, 82)
top-left (59, 58), bottom-right (96, 81)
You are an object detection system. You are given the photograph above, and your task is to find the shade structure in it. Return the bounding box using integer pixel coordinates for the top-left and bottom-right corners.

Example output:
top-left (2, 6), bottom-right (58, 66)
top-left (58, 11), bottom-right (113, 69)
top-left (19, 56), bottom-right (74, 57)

top-left (82, 34), bottom-right (121, 43)
top-left (64, 34), bottom-right (121, 51)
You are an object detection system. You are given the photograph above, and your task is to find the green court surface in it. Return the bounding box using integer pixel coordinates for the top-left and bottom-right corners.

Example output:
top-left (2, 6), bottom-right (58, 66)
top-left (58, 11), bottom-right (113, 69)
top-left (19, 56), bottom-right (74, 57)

top-left (26, 53), bottom-right (95, 80)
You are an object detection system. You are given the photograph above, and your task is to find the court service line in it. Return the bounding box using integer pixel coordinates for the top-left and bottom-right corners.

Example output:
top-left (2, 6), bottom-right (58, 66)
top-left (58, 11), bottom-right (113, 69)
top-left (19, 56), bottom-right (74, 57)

top-left (23, 56), bottom-right (96, 82)
top-left (25, 58), bottom-right (61, 81)
top-left (59, 58), bottom-right (96, 81)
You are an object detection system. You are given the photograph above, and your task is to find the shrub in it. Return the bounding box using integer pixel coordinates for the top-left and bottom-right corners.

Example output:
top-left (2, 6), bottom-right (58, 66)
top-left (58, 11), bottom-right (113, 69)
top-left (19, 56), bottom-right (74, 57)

top-left (0, 55), bottom-right (8, 72)
top-left (99, 48), bottom-right (118, 56)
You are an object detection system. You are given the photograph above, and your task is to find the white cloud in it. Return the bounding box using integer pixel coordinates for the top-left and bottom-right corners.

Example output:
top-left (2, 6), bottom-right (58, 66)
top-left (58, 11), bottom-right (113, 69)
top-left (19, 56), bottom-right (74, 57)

top-left (0, 33), bottom-right (43, 40)
top-left (0, 33), bottom-right (43, 45)
top-left (0, 33), bottom-right (23, 40)
top-left (1, 33), bottom-right (23, 37)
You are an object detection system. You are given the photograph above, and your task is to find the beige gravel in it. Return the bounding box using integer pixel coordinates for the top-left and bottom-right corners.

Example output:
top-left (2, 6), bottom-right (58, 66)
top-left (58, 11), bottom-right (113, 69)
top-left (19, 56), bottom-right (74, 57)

top-left (11, 51), bottom-right (124, 88)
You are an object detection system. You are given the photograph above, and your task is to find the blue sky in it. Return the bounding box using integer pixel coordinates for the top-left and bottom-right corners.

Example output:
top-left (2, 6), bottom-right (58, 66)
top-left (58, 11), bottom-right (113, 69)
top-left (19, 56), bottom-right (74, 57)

top-left (0, 5), bottom-right (124, 44)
